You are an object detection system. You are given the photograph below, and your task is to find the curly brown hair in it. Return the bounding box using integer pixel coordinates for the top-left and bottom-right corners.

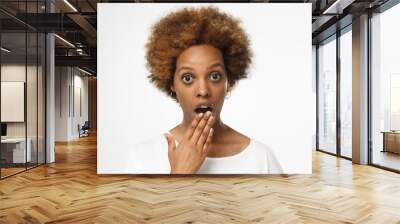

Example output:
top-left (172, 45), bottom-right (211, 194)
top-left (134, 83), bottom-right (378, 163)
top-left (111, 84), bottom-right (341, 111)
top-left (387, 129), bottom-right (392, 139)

top-left (145, 6), bottom-right (252, 100)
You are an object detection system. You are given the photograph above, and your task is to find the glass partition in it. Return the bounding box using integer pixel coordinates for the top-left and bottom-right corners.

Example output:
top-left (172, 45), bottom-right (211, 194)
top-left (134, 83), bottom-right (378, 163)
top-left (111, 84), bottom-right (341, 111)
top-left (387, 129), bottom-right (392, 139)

top-left (26, 0), bottom-right (44, 169)
top-left (1, 31), bottom-right (28, 178)
top-left (339, 28), bottom-right (352, 158)
top-left (371, 3), bottom-right (400, 171)
top-left (38, 32), bottom-right (45, 165)
top-left (317, 36), bottom-right (337, 155)
top-left (0, 1), bottom-right (46, 179)
top-left (27, 31), bottom-right (38, 169)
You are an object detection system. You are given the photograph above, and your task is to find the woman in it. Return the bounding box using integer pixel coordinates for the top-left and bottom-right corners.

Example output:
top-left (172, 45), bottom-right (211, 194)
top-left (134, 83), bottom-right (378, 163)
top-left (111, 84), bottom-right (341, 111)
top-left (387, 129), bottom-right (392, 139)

top-left (127, 6), bottom-right (283, 174)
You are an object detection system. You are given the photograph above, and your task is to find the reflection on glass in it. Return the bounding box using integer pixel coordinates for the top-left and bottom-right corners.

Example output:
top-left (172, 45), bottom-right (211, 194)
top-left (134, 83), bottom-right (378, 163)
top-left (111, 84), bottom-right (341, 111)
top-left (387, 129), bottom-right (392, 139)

top-left (1, 32), bottom-right (27, 177)
top-left (390, 75), bottom-right (400, 130)
top-left (318, 37), bottom-right (337, 154)
top-left (371, 3), bottom-right (400, 171)
top-left (340, 29), bottom-right (352, 158)
top-left (38, 33), bottom-right (46, 165)
top-left (0, 1), bottom-right (46, 179)
top-left (27, 32), bottom-right (38, 169)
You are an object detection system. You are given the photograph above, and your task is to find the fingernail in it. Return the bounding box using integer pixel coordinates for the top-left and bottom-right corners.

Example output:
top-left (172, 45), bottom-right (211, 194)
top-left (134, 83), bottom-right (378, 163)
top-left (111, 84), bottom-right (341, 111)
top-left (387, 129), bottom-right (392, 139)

top-left (206, 111), bottom-right (211, 116)
top-left (199, 113), bottom-right (204, 117)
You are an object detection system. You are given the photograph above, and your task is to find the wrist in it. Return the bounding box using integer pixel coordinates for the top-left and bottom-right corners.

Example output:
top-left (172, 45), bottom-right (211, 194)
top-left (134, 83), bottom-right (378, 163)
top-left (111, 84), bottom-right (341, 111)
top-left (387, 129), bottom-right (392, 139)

top-left (170, 166), bottom-right (196, 174)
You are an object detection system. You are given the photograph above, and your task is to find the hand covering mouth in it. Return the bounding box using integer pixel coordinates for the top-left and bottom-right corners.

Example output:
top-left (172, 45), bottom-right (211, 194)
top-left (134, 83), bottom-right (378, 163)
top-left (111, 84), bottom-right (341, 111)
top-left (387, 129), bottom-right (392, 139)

top-left (194, 105), bottom-right (213, 114)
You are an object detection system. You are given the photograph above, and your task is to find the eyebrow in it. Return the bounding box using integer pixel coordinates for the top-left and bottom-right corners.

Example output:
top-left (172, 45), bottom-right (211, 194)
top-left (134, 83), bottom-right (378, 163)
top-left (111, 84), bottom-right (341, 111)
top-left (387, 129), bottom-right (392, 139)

top-left (207, 62), bottom-right (225, 70)
top-left (176, 62), bottom-right (225, 74)
top-left (175, 66), bottom-right (194, 74)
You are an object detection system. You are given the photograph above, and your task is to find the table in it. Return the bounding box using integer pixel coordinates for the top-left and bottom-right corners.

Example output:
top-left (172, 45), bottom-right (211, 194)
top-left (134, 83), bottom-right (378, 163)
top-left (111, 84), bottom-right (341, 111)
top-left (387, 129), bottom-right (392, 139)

top-left (381, 131), bottom-right (400, 154)
top-left (1, 138), bottom-right (31, 163)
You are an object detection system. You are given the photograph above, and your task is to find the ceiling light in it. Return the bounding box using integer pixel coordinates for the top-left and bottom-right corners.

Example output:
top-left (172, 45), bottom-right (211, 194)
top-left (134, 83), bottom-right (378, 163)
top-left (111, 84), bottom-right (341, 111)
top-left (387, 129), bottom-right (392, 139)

top-left (323, 0), bottom-right (355, 15)
top-left (1, 47), bottom-right (11, 53)
top-left (78, 67), bottom-right (93, 76)
top-left (54, 34), bottom-right (75, 48)
top-left (63, 0), bottom-right (78, 12)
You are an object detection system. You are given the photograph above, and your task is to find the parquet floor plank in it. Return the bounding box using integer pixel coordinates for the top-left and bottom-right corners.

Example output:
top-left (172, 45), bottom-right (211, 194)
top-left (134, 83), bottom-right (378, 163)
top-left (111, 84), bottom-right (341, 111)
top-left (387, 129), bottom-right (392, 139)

top-left (1, 134), bottom-right (400, 223)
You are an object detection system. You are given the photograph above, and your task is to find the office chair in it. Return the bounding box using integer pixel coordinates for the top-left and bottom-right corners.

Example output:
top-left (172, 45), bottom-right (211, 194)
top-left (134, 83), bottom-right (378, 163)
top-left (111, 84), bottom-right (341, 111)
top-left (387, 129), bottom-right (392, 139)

top-left (79, 121), bottom-right (90, 138)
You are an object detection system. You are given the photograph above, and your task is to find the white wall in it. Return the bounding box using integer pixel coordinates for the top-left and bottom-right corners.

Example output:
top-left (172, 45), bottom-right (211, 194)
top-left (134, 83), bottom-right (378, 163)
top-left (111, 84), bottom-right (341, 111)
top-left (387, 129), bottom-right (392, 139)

top-left (73, 72), bottom-right (89, 137)
top-left (55, 67), bottom-right (89, 141)
top-left (55, 66), bottom-right (70, 141)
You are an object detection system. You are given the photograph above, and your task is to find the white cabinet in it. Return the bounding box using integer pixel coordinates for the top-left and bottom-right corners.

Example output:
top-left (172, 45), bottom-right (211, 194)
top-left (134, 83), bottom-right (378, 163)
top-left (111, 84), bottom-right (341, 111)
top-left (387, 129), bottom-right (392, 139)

top-left (1, 138), bottom-right (32, 163)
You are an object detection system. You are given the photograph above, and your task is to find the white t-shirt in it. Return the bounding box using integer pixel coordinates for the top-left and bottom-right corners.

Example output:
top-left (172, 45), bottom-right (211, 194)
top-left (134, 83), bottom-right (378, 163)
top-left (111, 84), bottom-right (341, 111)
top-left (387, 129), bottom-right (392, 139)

top-left (126, 134), bottom-right (283, 174)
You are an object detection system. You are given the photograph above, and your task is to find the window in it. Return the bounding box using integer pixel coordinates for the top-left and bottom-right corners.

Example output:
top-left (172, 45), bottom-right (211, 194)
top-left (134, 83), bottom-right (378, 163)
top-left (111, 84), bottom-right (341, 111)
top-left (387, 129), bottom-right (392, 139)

top-left (370, 2), bottom-right (400, 171)
top-left (340, 28), bottom-right (352, 158)
top-left (318, 36), bottom-right (337, 155)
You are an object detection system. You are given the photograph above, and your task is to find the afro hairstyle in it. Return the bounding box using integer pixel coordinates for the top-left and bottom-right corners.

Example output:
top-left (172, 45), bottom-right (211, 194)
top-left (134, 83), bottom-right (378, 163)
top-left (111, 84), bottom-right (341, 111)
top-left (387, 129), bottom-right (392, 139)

top-left (145, 6), bottom-right (252, 100)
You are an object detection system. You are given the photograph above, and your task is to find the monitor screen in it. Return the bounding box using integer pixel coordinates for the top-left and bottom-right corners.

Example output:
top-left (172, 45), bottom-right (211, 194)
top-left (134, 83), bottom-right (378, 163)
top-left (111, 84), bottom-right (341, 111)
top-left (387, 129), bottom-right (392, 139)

top-left (1, 123), bottom-right (7, 137)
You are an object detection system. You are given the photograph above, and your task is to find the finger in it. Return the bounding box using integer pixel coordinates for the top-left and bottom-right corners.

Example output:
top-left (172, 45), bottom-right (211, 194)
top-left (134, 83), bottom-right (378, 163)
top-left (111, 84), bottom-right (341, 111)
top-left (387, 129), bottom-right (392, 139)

top-left (207, 113), bottom-right (217, 130)
top-left (164, 133), bottom-right (176, 154)
top-left (191, 111), bottom-right (211, 143)
top-left (184, 113), bottom-right (204, 140)
top-left (202, 128), bottom-right (214, 154)
top-left (197, 115), bottom-right (214, 147)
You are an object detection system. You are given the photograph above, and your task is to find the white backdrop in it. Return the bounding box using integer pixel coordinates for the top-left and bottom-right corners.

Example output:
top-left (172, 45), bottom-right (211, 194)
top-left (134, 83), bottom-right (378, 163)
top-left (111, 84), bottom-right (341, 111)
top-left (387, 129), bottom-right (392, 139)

top-left (98, 3), bottom-right (312, 174)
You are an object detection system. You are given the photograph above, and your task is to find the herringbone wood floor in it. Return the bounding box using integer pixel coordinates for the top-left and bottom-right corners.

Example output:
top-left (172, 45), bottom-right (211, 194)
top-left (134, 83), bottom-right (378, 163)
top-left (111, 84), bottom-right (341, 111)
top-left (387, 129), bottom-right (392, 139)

top-left (1, 134), bottom-right (400, 223)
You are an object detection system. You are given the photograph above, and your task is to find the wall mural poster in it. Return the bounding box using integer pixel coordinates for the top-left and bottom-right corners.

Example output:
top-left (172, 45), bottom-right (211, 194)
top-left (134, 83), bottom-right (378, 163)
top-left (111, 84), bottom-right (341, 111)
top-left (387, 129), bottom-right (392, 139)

top-left (98, 3), bottom-right (312, 174)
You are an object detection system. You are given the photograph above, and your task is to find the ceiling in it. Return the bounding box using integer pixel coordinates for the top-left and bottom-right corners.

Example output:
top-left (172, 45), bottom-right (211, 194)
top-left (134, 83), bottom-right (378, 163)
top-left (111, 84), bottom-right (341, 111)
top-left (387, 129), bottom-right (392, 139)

top-left (0, 0), bottom-right (392, 75)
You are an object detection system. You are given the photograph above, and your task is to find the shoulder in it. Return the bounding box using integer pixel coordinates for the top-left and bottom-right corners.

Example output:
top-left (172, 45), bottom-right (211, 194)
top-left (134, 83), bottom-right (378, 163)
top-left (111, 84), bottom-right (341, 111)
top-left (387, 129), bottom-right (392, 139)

top-left (249, 139), bottom-right (284, 174)
top-left (249, 139), bottom-right (273, 154)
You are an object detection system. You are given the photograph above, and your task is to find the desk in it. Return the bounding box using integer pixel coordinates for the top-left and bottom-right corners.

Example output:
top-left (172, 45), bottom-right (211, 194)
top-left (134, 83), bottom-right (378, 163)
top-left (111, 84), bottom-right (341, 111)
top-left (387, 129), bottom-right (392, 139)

top-left (1, 138), bottom-right (31, 163)
top-left (381, 131), bottom-right (400, 154)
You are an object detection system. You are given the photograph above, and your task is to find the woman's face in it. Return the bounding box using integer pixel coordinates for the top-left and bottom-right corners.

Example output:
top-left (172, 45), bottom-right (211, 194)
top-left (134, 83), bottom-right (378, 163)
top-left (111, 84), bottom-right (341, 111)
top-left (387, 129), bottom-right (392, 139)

top-left (172, 44), bottom-right (228, 124)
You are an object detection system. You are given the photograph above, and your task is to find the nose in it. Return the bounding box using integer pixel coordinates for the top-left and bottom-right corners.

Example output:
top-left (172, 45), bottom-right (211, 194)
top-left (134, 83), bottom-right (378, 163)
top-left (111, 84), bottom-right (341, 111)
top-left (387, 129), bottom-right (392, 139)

top-left (197, 79), bottom-right (210, 98)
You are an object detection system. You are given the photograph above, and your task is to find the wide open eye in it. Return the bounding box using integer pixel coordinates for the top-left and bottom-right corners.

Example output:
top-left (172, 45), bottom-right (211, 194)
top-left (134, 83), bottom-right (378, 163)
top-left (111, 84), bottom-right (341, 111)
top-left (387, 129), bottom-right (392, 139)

top-left (210, 72), bottom-right (221, 82)
top-left (181, 74), bottom-right (194, 84)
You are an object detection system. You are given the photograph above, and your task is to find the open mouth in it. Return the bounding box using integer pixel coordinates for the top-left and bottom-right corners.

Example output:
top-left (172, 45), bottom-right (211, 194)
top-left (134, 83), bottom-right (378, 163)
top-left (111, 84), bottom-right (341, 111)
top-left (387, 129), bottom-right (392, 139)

top-left (194, 106), bottom-right (213, 114)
